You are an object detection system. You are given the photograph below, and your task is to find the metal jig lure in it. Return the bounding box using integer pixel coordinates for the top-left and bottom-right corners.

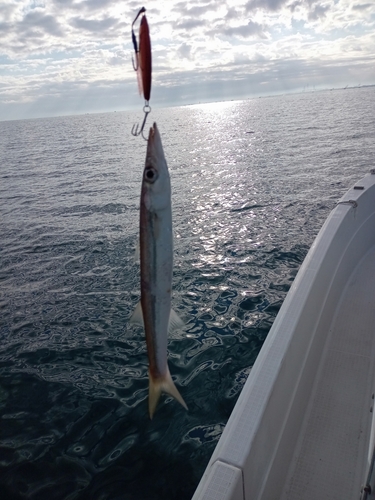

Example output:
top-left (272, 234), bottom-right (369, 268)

top-left (131, 7), bottom-right (152, 140)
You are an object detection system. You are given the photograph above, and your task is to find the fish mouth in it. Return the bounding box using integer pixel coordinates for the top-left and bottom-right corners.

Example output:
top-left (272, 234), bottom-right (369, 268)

top-left (147, 122), bottom-right (158, 142)
top-left (146, 122), bottom-right (164, 163)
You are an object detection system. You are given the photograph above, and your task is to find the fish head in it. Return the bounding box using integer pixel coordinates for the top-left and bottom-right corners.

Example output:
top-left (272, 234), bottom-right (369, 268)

top-left (142, 123), bottom-right (171, 210)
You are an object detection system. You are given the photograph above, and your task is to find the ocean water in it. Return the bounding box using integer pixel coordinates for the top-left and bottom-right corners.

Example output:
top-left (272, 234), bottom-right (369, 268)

top-left (1, 87), bottom-right (375, 499)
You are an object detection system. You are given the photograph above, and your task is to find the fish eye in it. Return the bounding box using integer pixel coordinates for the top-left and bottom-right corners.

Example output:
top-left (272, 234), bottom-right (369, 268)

top-left (144, 166), bottom-right (158, 183)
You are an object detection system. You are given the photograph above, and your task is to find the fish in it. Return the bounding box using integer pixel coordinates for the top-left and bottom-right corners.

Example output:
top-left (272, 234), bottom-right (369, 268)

top-left (131, 123), bottom-right (188, 418)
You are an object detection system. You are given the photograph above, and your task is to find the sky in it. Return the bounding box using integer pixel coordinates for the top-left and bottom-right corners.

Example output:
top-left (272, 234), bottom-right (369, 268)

top-left (0, 0), bottom-right (374, 120)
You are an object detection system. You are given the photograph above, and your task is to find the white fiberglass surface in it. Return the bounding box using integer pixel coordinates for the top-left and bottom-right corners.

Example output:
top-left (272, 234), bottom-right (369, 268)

top-left (281, 243), bottom-right (375, 499)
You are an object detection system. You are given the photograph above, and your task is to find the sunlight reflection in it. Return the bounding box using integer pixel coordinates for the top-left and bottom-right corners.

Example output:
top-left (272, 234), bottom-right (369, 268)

top-left (187, 100), bottom-right (240, 113)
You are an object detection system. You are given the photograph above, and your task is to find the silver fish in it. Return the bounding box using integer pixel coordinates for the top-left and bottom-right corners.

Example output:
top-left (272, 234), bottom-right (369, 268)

top-left (131, 122), bottom-right (187, 418)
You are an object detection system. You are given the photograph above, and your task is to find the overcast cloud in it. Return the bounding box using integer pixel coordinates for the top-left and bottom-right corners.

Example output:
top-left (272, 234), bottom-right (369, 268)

top-left (0, 0), bottom-right (374, 120)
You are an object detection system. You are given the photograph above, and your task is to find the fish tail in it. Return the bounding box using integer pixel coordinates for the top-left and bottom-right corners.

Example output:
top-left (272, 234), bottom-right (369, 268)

top-left (148, 366), bottom-right (188, 419)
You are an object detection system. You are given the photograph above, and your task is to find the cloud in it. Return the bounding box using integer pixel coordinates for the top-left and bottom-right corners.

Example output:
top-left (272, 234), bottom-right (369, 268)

top-left (175, 18), bottom-right (207, 31)
top-left (0, 22), bottom-right (12, 38)
top-left (0, 0), bottom-right (374, 120)
top-left (307, 3), bottom-right (330, 21)
top-left (351, 3), bottom-right (373, 11)
top-left (244, 0), bottom-right (336, 26)
top-left (70, 16), bottom-right (119, 33)
top-left (52, 0), bottom-right (75, 6)
top-left (172, 1), bottom-right (218, 18)
top-left (226, 7), bottom-right (241, 20)
top-left (211, 20), bottom-right (268, 39)
top-left (81, 0), bottom-right (117, 10)
top-left (177, 42), bottom-right (193, 60)
top-left (21, 9), bottom-right (65, 37)
top-left (245, 0), bottom-right (288, 12)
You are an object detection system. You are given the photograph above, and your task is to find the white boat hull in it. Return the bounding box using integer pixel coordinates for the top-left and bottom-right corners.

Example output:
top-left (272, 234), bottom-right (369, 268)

top-left (193, 172), bottom-right (375, 500)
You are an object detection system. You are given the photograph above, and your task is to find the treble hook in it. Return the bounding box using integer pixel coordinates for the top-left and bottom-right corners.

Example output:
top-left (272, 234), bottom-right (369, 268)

top-left (131, 103), bottom-right (151, 140)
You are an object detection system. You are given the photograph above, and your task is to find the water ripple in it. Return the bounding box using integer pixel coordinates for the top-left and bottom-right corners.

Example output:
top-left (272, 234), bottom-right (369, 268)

top-left (1, 88), bottom-right (375, 499)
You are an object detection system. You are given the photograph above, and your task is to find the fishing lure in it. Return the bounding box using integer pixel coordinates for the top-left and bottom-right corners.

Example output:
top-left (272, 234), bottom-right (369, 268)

top-left (131, 7), bottom-right (152, 139)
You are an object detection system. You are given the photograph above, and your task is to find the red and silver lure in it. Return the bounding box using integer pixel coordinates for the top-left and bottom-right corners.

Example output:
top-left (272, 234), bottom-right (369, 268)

top-left (131, 7), bottom-right (152, 139)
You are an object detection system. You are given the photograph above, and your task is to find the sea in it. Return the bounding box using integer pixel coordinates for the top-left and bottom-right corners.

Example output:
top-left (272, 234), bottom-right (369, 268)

top-left (1, 86), bottom-right (375, 500)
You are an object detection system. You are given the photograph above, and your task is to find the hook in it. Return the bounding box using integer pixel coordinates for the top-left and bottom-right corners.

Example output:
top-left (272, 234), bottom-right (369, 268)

top-left (132, 7), bottom-right (146, 28)
top-left (131, 103), bottom-right (151, 140)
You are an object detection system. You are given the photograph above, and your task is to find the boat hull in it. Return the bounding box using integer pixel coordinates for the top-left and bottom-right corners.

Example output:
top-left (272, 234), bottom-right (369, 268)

top-left (193, 172), bottom-right (375, 500)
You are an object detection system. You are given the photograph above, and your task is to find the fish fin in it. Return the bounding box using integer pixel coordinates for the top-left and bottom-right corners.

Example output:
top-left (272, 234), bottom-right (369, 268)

top-left (148, 366), bottom-right (188, 419)
top-left (129, 301), bottom-right (143, 326)
top-left (168, 309), bottom-right (184, 333)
